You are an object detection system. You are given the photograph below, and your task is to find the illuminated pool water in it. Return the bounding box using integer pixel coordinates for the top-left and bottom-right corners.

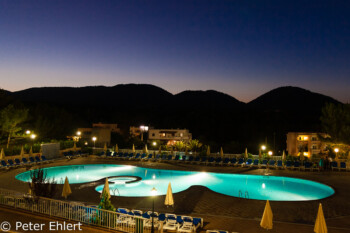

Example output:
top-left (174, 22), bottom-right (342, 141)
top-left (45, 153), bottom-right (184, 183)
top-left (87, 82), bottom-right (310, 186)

top-left (15, 164), bottom-right (334, 201)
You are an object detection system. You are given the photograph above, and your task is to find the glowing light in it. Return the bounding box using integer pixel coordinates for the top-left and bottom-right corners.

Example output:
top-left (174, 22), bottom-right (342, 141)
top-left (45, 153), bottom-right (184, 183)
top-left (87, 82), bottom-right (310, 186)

top-left (262, 183), bottom-right (266, 189)
top-left (268, 151), bottom-right (273, 156)
top-left (77, 131), bottom-right (81, 136)
top-left (334, 148), bottom-right (339, 153)
top-left (152, 142), bottom-right (157, 146)
top-left (303, 152), bottom-right (309, 156)
top-left (26, 130), bottom-right (31, 135)
top-left (92, 137), bottom-right (97, 142)
top-left (261, 145), bottom-right (266, 150)
top-left (152, 174), bottom-right (156, 179)
top-left (304, 136), bottom-right (308, 140)
top-left (30, 134), bottom-right (36, 139)
top-left (151, 187), bottom-right (157, 196)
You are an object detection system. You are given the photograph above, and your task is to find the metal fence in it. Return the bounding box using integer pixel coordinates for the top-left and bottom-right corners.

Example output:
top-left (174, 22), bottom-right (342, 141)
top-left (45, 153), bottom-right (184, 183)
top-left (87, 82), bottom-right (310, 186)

top-left (0, 188), bottom-right (152, 233)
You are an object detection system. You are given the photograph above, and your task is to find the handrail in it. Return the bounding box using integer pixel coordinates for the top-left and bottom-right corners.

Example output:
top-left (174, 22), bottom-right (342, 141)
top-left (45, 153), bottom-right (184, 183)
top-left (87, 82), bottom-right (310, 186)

top-left (245, 191), bottom-right (249, 199)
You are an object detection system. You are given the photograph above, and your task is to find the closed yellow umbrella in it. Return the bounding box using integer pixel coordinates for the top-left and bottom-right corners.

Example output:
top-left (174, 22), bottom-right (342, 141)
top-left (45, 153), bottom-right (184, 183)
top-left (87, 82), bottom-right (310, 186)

top-left (220, 147), bottom-right (224, 158)
top-left (115, 144), bottom-right (119, 153)
top-left (73, 142), bottom-right (77, 152)
top-left (165, 182), bottom-right (174, 207)
top-left (29, 181), bottom-right (34, 195)
top-left (144, 144), bottom-right (148, 154)
top-left (314, 203), bottom-right (327, 233)
top-left (104, 143), bottom-right (107, 153)
top-left (260, 200), bottom-right (273, 230)
top-left (132, 144), bottom-right (136, 153)
top-left (259, 149), bottom-right (262, 160)
top-left (206, 146), bottom-right (210, 156)
top-left (20, 146), bottom-right (25, 158)
top-left (101, 178), bottom-right (111, 199)
top-left (0, 148), bottom-right (5, 160)
top-left (245, 148), bottom-right (248, 159)
top-left (62, 176), bottom-right (72, 199)
top-left (29, 146), bottom-right (33, 157)
top-left (282, 150), bottom-right (286, 161)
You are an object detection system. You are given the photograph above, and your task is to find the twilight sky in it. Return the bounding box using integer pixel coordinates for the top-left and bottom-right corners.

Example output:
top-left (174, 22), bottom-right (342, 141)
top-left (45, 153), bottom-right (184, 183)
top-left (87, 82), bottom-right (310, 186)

top-left (0, 0), bottom-right (349, 103)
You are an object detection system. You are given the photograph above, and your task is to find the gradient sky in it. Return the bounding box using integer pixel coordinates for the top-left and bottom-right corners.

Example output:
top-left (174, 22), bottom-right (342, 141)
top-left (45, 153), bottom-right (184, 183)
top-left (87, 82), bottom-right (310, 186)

top-left (0, 0), bottom-right (350, 103)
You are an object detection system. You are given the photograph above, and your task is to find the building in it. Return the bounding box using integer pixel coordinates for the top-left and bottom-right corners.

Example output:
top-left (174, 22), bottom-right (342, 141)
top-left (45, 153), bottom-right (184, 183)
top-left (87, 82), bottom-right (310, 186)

top-left (286, 132), bottom-right (328, 158)
top-left (148, 129), bottom-right (192, 145)
top-left (129, 126), bottom-right (142, 137)
top-left (77, 123), bottom-right (121, 147)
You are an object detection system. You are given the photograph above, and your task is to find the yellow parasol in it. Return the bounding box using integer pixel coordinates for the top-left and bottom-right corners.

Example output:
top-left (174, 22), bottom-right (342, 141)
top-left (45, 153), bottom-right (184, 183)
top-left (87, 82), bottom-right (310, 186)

top-left (101, 178), bottom-right (111, 199)
top-left (220, 147), bottom-right (224, 158)
top-left (314, 203), bottom-right (327, 233)
top-left (206, 146), bottom-right (210, 156)
top-left (62, 176), bottom-right (72, 199)
top-left (260, 200), bottom-right (273, 230)
top-left (164, 182), bottom-right (174, 207)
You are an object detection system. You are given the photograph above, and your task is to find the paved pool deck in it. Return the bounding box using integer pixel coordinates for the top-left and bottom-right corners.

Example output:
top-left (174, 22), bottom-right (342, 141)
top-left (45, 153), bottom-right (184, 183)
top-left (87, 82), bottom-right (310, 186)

top-left (1, 156), bottom-right (350, 233)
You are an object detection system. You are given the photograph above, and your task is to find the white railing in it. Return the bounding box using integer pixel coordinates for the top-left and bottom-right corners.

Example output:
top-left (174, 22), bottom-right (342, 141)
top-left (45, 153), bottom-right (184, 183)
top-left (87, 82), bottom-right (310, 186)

top-left (0, 188), bottom-right (152, 233)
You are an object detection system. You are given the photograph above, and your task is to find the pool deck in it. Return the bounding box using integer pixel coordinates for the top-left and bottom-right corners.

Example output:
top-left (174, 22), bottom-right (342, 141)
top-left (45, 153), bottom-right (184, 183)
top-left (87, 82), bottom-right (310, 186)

top-left (1, 156), bottom-right (350, 233)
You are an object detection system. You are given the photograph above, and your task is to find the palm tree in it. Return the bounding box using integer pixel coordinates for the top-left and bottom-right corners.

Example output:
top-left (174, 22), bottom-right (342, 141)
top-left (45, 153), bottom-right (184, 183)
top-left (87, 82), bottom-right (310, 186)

top-left (187, 140), bottom-right (202, 155)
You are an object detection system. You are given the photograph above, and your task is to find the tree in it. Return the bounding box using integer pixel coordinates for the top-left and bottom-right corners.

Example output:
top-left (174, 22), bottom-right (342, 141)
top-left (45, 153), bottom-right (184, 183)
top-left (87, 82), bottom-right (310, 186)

top-left (98, 190), bottom-right (115, 211)
top-left (320, 103), bottom-right (350, 144)
top-left (29, 168), bottom-right (58, 198)
top-left (0, 104), bottom-right (28, 148)
top-left (187, 139), bottom-right (202, 154)
top-left (173, 141), bottom-right (186, 151)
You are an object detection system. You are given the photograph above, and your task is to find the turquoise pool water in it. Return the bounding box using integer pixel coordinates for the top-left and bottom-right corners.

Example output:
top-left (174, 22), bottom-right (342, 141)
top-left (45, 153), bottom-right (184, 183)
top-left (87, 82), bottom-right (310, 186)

top-left (15, 164), bottom-right (334, 201)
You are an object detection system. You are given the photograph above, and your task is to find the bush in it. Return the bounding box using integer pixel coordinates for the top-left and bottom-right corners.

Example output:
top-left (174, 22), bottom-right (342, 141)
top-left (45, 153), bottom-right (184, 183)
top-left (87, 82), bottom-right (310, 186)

top-left (29, 168), bottom-right (57, 198)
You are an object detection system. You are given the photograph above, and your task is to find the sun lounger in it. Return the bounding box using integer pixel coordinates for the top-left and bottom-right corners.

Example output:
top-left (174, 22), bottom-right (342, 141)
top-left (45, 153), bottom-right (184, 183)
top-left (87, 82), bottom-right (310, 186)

top-left (14, 158), bottom-right (22, 166)
top-left (285, 160), bottom-right (292, 169)
top-left (340, 162), bottom-right (347, 171)
top-left (206, 157), bottom-right (215, 166)
top-left (163, 213), bottom-right (178, 231)
top-left (260, 159), bottom-right (268, 168)
top-left (186, 156), bottom-right (194, 163)
top-left (214, 157), bottom-right (222, 166)
top-left (200, 156), bottom-right (207, 165)
top-left (275, 160), bottom-right (283, 169)
top-left (0, 160), bottom-right (9, 169)
top-left (173, 155), bottom-right (180, 163)
top-left (236, 158), bottom-right (244, 166)
top-left (131, 209), bottom-right (143, 216)
top-left (293, 161), bottom-right (301, 170)
top-left (34, 156), bottom-right (42, 164)
top-left (331, 161), bottom-right (339, 171)
top-left (229, 158), bottom-right (237, 166)
top-left (267, 160), bottom-right (275, 168)
top-left (222, 158), bottom-right (230, 166)
top-left (180, 155), bottom-right (187, 162)
top-left (243, 158), bottom-right (252, 167)
top-left (7, 159), bottom-right (15, 167)
top-left (251, 159), bottom-right (259, 168)
top-left (41, 155), bottom-right (50, 163)
top-left (177, 216), bottom-right (195, 233)
top-left (302, 161), bottom-right (312, 171)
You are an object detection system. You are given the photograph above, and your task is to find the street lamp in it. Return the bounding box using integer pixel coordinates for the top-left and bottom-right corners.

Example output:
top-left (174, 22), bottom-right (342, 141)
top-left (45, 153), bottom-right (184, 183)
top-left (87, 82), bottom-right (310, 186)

top-left (334, 148), bottom-right (339, 159)
top-left (30, 134), bottom-right (36, 140)
top-left (92, 137), bottom-right (97, 148)
top-left (151, 187), bottom-right (157, 233)
top-left (140, 125), bottom-right (149, 142)
top-left (26, 130), bottom-right (31, 135)
top-left (261, 145), bottom-right (266, 151)
top-left (268, 151), bottom-right (273, 156)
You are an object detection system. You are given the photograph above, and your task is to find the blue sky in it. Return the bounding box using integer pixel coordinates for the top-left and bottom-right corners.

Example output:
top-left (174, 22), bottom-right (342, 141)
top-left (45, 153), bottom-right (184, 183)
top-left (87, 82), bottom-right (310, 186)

top-left (0, 0), bottom-right (349, 102)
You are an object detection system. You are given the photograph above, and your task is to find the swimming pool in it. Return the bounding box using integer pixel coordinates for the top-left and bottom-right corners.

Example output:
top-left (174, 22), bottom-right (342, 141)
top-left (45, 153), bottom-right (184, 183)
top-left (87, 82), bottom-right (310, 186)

top-left (16, 164), bottom-right (334, 201)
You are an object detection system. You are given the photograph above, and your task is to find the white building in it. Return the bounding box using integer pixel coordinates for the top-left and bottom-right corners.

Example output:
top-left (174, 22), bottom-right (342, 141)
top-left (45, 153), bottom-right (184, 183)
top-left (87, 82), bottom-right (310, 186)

top-left (148, 129), bottom-right (192, 144)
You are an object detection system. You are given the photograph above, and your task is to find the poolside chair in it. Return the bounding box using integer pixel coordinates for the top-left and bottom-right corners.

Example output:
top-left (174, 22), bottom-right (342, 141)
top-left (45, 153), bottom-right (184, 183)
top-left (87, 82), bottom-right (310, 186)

top-left (222, 157), bottom-right (230, 166)
top-left (331, 161), bottom-right (339, 171)
top-left (251, 159), bottom-right (259, 168)
top-left (259, 159), bottom-right (268, 168)
top-left (285, 160), bottom-right (292, 169)
top-left (131, 209), bottom-right (143, 216)
top-left (214, 157), bottom-right (222, 166)
top-left (179, 155), bottom-right (187, 162)
top-left (14, 158), bottom-right (22, 166)
top-left (0, 160), bottom-right (9, 169)
top-left (186, 156), bottom-right (194, 164)
top-left (302, 161), bottom-right (313, 171)
top-left (243, 158), bottom-right (252, 167)
top-left (293, 161), bottom-right (301, 170)
top-left (117, 208), bottom-right (130, 214)
top-left (193, 217), bottom-right (203, 228)
top-left (167, 155), bottom-right (173, 162)
top-left (173, 155), bottom-right (180, 163)
top-left (163, 213), bottom-right (178, 231)
top-left (340, 162), bottom-right (347, 171)
top-left (150, 154), bottom-right (158, 162)
top-left (192, 156), bottom-right (200, 164)
top-left (206, 157), bottom-right (215, 166)
top-left (41, 155), bottom-right (50, 163)
top-left (34, 156), bottom-right (42, 164)
top-left (159, 154), bottom-right (167, 162)
top-left (267, 159), bottom-right (275, 168)
top-left (140, 153), bottom-right (147, 160)
top-left (236, 158), bottom-right (244, 166)
top-left (275, 160), bottom-right (284, 169)
top-left (22, 158), bottom-right (29, 165)
top-left (229, 158), bottom-right (237, 166)
top-left (177, 216), bottom-right (195, 233)
top-left (200, 156), bottom-right (207, 165)
top-left (7, 159), bottom-right (15, 167)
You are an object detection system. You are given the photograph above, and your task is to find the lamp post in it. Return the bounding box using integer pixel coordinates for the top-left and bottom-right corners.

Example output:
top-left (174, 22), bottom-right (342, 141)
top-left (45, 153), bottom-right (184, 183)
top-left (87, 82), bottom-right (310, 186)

top-left (140, 125), bottom-right (149, 142)
top-left (92, 137), bottom-right (97, 148)
top-left (334, 148), bottom-right (339, 160)
top-left (151, 187), bottom-right (157, 233)
top-left (268, 151), bottom-right (273, 156)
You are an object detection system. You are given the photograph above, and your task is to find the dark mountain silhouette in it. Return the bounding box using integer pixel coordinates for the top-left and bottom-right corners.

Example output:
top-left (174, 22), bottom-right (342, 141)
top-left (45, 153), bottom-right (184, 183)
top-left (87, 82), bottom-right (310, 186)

top-left (1, 84), bottom-right (342, 153)
top-left (248, 86), bottom-right (340, 111)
